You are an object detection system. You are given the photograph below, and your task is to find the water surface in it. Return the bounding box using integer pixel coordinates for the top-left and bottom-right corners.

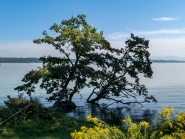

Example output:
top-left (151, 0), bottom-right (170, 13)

top-left (0, 63), bottom-right (185, 113)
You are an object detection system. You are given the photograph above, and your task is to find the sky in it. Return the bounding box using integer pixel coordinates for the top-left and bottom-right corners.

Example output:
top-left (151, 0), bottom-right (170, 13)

top-left (1, 0), bottom-right (185, 59)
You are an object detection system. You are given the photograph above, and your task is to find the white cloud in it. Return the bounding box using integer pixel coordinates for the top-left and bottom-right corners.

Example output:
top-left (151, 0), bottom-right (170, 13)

top-left (103, 28), bottom-right (185, 57)
top-left (107, 28), bottom-right (185, 40)
top-left (152, 17), bottom-right (180, 21)
top-left (107, 32), bottom-right (129, 40)
top-left (137, 29), bottom-right (185, 35)
top-left (108, 36), bottom-right (185, 58)
top-left (1, 36), bottom-right (185, 59)
top-left (0, 41), bottom-right (62, 57)
top-left (149, 37), bottom-right (185, 57)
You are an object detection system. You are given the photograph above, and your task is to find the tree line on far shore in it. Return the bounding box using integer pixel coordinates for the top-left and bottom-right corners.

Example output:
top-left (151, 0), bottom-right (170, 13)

top-left (0, 58), bottom-right (42, 63)
top-left (0, 57), bottom-right (184, 64)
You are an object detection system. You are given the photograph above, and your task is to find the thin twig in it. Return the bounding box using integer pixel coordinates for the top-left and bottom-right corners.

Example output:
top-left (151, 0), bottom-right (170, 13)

top-left (0, 103), bottom-right (32, 125)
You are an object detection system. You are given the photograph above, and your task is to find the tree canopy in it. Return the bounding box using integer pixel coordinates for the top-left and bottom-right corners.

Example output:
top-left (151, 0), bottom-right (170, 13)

top-left (15, 14), bottom-right (157, 107)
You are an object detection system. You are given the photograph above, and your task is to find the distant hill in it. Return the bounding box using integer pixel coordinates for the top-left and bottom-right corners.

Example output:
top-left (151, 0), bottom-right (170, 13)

top-left (151, 60), bottom-right (185, 63)
top-left (0, 58), bottom-right (41, 63)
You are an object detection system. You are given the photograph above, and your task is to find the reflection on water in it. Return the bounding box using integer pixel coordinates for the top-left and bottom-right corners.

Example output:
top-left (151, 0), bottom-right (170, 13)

top-left (68, 103), bottom-right (157, 126)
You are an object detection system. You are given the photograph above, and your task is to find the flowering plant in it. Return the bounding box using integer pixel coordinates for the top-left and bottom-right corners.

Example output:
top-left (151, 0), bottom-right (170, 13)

top-left (71, 106), bottom-right (185, 139)
top-left (71, 114), bottom-right (125, 139)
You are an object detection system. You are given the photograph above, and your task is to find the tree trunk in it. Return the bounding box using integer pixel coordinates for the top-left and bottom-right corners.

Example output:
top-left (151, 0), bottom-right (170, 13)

top-left (87, 96), bottom-right (101, 103)
top-left (87, 91), bottom-right (106, 103)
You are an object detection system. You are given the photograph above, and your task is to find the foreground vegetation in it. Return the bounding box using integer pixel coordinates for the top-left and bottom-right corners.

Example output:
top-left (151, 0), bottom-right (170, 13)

top-left (0, 94), bottom-right (94, 139)
top-left (71, 106), bottom-right (185, 139)
top-left (1, 94), bottom-right (185, 139)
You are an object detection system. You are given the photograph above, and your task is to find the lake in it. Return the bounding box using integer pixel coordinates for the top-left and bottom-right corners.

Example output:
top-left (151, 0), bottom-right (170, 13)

top-left (0, 63), bottom-right (185, 114)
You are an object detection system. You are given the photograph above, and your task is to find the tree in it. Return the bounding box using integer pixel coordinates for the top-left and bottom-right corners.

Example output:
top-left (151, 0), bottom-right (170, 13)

top-left (15, 14), bottom-right (157, 107)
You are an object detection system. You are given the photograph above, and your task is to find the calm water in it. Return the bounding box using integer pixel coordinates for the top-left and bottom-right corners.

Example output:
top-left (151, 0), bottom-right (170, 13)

top-left (0, 63), bottom-right (185, 113)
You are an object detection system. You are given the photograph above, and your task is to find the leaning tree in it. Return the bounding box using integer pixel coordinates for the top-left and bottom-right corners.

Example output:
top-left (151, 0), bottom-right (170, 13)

top-left (86, 34), bottom-right (157, 106)
top-left (15, 14), bottom-right (157, 108)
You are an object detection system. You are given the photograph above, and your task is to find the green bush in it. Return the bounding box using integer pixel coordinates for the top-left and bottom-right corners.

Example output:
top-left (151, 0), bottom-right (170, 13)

top-left (0, 93), bottom-right (64, 126)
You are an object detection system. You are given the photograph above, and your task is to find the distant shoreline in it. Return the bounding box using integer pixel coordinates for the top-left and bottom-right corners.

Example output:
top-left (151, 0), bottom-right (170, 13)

top-left (0, 57), bottom-right (185, 63)
top-left (151, 60), bottom-right (185, 63)
top-left (0, 57), bottom-right (42, 63)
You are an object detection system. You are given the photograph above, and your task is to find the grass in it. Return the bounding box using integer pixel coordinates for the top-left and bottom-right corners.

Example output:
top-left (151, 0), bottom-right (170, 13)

top-left (0, 115), bottom-right (95, 139)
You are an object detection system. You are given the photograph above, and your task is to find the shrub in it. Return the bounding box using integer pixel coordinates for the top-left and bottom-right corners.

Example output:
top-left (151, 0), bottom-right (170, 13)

top-left (0, 93), bottom-right (62, 125)
top-left (71, 106), bottom-right (185, 139)
top-left (123, 116), bottom-right (149, 139)
top-left (70, 114), bottom-right (125, 139)
top-left (150, 106), bottom-right (185, 139)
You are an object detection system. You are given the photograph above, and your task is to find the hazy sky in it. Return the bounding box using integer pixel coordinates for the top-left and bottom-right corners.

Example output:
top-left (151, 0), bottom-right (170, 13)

top-left (1, 0), bottom-right (185, 58)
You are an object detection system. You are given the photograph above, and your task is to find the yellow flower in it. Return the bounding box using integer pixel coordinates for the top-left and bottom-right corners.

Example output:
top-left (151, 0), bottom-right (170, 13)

top-left (176, 115), bottom-right (183, 121)
top-left (168, 135), bottom-right (175, 139)
top-left (80, 126), bottom-right (86, 131)
top-left (139, 121), bottom-right (149, 128)
top-left (70, 132), bottom-right (75, 138)
top-left (104, 128), bottom-right (109, 133)
top-left (122, 119), bottom-right (127, 123)
top-left (86, 114), bottom-right (99, 124)
top-left (77, 131), bottom-right (82, 136)
top-left (91, 117), bottom-right (98, 124)
top-left (160, 131), bottom-right (163, 135)
top-left (86, 113), bottom-right (92, 122)
top-left (71, 113), bottom-right (126, 139)
top-left (122, 116), bottom-right (132, 124)
top-left (162, 106), bottom-right (174, 119)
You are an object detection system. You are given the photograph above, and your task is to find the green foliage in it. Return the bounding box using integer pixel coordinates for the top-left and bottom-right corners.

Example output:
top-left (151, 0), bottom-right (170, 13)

top-left (15, 14), bottom-right (156, 107)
